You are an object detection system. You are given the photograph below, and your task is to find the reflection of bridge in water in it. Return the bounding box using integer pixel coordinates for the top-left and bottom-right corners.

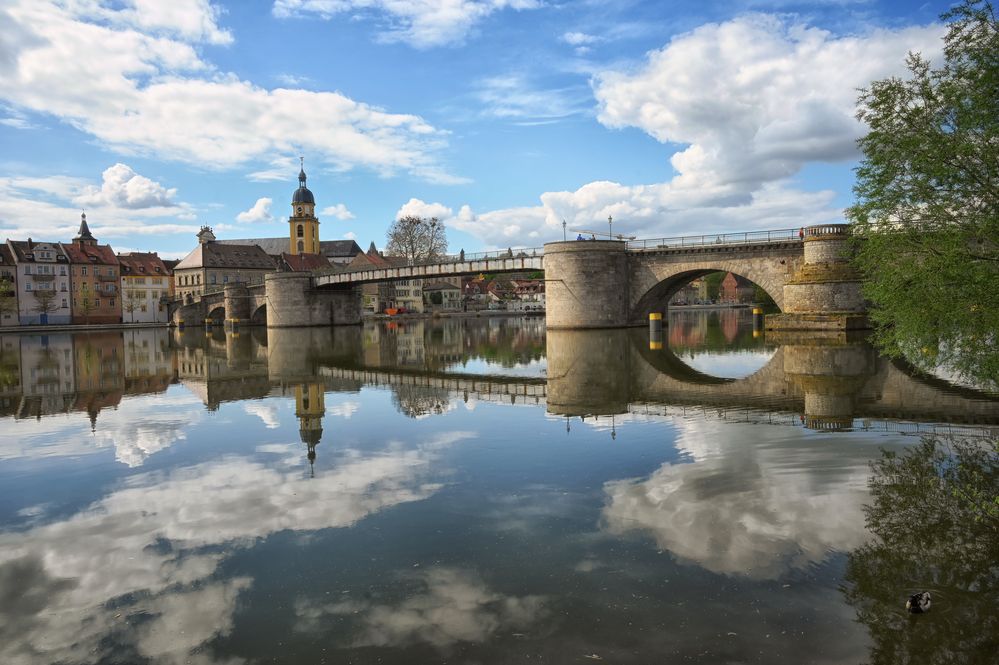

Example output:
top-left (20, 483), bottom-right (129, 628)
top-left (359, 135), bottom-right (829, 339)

top-left (174, 325), bottom-right (999, 432)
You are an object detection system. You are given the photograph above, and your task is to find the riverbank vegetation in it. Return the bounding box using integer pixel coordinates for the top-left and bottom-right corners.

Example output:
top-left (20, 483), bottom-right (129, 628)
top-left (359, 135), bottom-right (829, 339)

top-left (848, 1), bottom-right (998, 388)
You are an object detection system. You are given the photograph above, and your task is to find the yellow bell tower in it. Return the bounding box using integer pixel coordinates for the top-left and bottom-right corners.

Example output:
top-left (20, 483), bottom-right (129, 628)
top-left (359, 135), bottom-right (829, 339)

top-left (289, 158), bottom-right (320, 255)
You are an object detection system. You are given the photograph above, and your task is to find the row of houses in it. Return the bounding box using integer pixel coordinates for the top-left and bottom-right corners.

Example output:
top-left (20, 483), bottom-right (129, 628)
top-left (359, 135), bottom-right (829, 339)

top-left (0, 214), bottom-right (175, 326)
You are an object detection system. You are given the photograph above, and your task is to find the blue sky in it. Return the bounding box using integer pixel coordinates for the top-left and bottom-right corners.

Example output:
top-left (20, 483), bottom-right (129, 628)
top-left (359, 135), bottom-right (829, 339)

top-left (0, 0), bottom-right (950, 257)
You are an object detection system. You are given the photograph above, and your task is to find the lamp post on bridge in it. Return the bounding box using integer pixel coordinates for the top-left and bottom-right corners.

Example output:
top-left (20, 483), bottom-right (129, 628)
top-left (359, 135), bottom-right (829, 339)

top-left (608, 215), bottom-right (613, 239)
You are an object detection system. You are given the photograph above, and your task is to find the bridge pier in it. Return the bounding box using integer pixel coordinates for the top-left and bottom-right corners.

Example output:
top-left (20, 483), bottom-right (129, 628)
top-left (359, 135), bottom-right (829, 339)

top-left (224, 283), bottom-right (250, 330)
top-left (767, 224), bottom-right (868, 332)
top-left (264, 272), bottom-right (361, 328)
top-left (544, 240), bottom-right (630, 329)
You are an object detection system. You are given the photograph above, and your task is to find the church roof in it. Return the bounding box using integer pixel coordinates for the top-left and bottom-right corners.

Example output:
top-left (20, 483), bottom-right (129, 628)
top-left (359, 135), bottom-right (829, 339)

top-left (292, 187), bottom-right (315, 205)
top-left (217, 237), bottom-right (362, 259)
top-left (74, 212), bottom-right (96, 243)
top-left (293, 166), bottom-right (315, 204)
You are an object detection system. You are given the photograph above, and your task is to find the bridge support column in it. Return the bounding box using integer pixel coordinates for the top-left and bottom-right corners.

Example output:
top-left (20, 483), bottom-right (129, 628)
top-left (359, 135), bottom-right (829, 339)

top-left (544, 240), bottom-right (630, 329)
top-left (767, 224), bottom-right (868, 332)
top-left (265, 272), bottom-right (361, 328)
top-left (224, 283), bottom-right (250, 330)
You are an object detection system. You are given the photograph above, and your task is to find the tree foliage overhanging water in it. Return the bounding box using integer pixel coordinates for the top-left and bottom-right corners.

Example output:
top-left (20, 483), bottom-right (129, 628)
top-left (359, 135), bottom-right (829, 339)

top-left (847, 1), bottom-right (999, 389)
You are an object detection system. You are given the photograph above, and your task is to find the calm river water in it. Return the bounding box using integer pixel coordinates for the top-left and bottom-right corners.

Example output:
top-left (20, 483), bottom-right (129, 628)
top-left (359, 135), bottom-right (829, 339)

top-left (1, 311), bottom-right (996, 664)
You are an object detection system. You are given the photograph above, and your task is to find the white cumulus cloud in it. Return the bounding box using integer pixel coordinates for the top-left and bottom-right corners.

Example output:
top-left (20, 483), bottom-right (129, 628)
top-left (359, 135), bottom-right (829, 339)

top-left (74, 163), bottom-right (178, 209)
top-left (395, 197), bottom-right (453, 220)
top-left (321, 203), bottom-right (355, 220)
top-left (0, 1), bottom-right (459, 183)
top-left (594, 15), bottom-right (943, 192)
top-left (445, 15), bottom-right (945, 247)
top-left (236, 197), bottom-right (275, 223)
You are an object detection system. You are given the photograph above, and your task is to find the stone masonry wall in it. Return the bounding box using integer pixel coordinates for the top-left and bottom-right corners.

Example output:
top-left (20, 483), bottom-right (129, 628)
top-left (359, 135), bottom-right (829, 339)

top-left (544, 241), bottom-right (630, 328)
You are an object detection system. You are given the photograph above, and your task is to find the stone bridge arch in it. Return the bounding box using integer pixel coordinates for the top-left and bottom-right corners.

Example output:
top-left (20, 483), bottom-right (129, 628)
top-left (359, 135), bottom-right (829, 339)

top-left (206, 305), bottom-right (226, 324)
top-left (627, 248), bottom-right (803, 325)
top-left (250, 303), bottom-right (267, 326)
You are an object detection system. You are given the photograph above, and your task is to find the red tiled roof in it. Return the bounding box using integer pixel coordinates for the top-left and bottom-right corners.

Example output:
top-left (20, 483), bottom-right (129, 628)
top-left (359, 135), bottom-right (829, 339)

top-left (118, 251), bottom-right (169, 277)
top-left (348, 250), bottom-right (408, 270)
top-left (280, 252), bottom-right (330, 272)
top-left (61, 241), bottom-right (119, 266)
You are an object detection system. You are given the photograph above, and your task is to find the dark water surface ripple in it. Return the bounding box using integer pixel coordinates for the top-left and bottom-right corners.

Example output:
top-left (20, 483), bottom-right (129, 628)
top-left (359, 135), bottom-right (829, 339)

top-left (0, 311), bottom-right (996, 664)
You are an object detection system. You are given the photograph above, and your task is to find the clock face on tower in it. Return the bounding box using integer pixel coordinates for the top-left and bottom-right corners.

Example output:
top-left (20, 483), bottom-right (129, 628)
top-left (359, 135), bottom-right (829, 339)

top-left (297, 206), bottom-right (303, 214)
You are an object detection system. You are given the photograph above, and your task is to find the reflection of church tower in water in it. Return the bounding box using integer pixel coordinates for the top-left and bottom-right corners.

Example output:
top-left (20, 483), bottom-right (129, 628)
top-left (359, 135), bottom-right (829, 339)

top-left (295, 383), bottom-right (325, 475)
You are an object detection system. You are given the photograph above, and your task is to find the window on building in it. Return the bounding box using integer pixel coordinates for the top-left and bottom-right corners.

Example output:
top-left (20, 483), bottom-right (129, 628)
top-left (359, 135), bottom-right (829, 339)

top-left (297, 241), bottom-right (304, 252)
top-left (82, 266), bottom-right (87, 275)
top-left (110, 299), bottom-right (115, 307)
top-left (210, 274), bottom-right (216, 284)
top-left (25, 283), bottom-right (30, 291)
top-left (223, 275), bottom-right (229, 283)
top-left (297, 224), bottom-right (304, 237)
top-left (61, 299), bottom-right (67, 308)
top-left (95, 299), bottom-right (101, 307)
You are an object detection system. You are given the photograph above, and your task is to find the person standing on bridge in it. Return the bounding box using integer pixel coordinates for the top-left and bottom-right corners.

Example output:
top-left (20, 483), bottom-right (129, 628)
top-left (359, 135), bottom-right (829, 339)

top-left (798, 227), bottom-right (805, 241)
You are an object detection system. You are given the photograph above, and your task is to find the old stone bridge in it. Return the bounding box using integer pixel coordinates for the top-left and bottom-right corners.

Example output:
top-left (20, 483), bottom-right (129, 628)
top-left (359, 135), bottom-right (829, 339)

top-left (171, 225), bottom-right (865, 331)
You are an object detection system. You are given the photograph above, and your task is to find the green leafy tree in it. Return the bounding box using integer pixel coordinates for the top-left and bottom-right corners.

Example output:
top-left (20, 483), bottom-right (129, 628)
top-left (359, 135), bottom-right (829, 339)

top-left (847, 1), bottom-right (999, 387)
top-left (843, 436), bottom-right (998, 664)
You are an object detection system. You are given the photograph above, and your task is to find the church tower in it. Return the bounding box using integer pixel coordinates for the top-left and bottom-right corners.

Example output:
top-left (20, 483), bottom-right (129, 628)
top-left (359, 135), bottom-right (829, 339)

top-left (289, 159), bottom-right (320, 255)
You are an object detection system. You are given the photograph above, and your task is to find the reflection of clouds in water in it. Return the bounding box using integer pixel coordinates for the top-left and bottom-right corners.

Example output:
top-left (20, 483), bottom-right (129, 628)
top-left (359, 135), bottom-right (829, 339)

top-left (328, 400), bottom-right (360, 419)
top-left (0, 394), bottom-right (203, 466)
top-left (244, 402), bottom-right (281, 429)
top-left (602, 419), bottom-right (871, 579)
top-left (681, 349), bottom-right (776, 379)
top-left (295, 568), bottom-right (545, 649)
top-left (0, 431), bottom-right (475, 665)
